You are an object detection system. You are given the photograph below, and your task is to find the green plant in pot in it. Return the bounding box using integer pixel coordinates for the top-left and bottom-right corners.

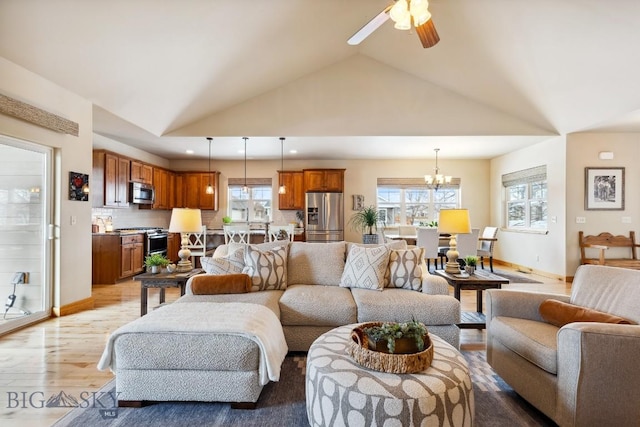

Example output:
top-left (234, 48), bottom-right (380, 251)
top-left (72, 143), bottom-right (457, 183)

top-left (222, 216), bottom-right (232, 224)
top-left (348, 205), bottom-right (380, 244)
top-left (364, 320), bottom-right (429, 354)
top-left (463, 255), bottom-right (479, 275)
top-left (144, 253), bottom-right (170, 274)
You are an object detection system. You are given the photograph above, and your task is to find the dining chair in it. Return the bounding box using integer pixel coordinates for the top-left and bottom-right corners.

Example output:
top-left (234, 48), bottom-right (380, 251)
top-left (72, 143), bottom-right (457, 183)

top-left (477, 226), bottom-right (499, 272)
top-left (416, 227), bottom-right (441, 271)
top-left (186, 225), bottom-right (207, 267)
top-left (456, 228), bottom-right (480, 261)
top-left (223, 224), bottom-right (250, 244)
top-left (268, 224), bottom-right (295, 242)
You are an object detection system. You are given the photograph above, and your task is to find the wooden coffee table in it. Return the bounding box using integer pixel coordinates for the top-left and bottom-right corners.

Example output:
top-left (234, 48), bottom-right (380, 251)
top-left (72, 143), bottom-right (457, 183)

top-left (134, 268), bottom-right (204, 316)
top-left (433, 269), bottom-right (509, 329)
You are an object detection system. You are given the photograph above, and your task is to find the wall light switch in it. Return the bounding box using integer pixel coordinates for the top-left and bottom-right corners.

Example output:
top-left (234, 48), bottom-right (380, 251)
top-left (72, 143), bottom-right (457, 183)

top-left (551, 216), bottom-right (557, 223)
top-left (70, 215), bottom-right (77, 225)
top-left (576, 217), bottom-right (586, 224)
top-left (622, 216), bottom-right (632, 224)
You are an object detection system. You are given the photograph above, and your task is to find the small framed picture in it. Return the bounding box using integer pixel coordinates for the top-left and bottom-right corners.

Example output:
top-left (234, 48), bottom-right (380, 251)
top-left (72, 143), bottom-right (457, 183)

top-left (584, 167), bottom-right (624, 210)
top-left (352, 194), bottom-right (364, 211)
top-left (69, 171), bottom-right (89, 201)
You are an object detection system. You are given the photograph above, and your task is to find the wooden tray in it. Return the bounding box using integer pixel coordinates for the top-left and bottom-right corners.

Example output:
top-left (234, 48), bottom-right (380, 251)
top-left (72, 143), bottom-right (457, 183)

top-left (347, 322), bottom-right (434, 374)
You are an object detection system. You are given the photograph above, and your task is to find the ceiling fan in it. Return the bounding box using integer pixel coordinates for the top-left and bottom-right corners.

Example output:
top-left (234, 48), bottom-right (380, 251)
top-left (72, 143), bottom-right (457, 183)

top-left (347, 0), bottom-right (440, 48)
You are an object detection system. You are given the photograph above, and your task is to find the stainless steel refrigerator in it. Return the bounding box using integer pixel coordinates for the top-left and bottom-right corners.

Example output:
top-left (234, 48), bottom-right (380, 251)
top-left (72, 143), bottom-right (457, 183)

top-left (305, 192), bottom-right (344, 242)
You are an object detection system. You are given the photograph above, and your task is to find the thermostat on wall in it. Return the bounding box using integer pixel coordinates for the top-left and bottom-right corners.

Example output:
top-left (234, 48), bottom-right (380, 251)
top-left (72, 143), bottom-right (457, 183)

top-left (598, 151), bottom-right (614, 160)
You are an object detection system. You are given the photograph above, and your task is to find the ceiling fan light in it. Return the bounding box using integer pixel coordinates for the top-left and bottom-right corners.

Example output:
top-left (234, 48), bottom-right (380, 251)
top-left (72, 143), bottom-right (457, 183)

top-left (389, 0), bottom-right (409, 23)
top-left (411, 8), bottom-right (431, 27)
top-left (394, 14), bottom-right (412, 30)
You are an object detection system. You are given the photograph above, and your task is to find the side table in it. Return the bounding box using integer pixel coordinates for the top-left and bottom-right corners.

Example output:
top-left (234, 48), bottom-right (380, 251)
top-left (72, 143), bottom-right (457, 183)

top-left (433, 269), bottom-right (508, 329)
top-left (134, 268), bottom-right (204, 316)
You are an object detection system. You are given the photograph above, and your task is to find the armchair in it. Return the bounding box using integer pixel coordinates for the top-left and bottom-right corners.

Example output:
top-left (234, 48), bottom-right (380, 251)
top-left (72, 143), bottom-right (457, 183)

top-left (486, 265), bottom-right (640, 426)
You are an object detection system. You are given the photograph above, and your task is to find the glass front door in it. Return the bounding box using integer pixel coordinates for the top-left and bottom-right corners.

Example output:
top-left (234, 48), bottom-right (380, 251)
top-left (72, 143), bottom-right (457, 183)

top-left (0, 135), bottom-right (52, 334)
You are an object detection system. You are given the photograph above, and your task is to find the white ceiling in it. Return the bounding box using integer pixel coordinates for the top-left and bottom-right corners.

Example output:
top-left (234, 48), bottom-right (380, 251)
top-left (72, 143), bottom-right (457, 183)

top-left (1, 0), bottom-right (640, 160)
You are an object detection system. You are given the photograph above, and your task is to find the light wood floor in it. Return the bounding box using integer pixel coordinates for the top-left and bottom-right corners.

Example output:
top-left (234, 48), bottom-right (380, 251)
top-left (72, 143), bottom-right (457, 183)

top-left (0, 267), bottom-right (571, 426)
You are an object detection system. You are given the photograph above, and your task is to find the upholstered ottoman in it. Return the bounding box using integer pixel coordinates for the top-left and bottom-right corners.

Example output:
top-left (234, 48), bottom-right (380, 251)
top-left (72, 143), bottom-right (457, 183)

top-left (306, 325), bottom-right (474, 426)
top-left (98, 301), bottom-right (288, 408)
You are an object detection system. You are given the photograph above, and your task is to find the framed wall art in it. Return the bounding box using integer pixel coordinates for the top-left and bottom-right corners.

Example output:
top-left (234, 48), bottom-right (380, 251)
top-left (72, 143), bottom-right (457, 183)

top-left (352, 194), bottom-right (364, 211)
top-left (69, 171), bottom-right (89, 201)
top-left (584, 167), bottom-right (624, 210)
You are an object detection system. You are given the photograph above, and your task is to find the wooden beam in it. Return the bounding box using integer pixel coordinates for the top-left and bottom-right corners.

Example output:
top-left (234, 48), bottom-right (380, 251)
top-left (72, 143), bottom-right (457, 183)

top-left (0, 93), bottom-right (79, 136)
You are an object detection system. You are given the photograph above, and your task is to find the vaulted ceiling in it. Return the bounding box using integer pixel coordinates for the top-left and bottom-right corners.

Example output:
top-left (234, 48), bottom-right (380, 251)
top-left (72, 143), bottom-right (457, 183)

top-left (1, 0), bottom-right (640, 160)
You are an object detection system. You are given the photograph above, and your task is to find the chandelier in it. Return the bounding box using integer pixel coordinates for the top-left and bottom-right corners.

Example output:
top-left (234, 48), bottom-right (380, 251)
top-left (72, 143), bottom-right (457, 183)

top-left (425, 148), bottom-right (451, 191)
top-left (389, 0), bottom-right (432, 30)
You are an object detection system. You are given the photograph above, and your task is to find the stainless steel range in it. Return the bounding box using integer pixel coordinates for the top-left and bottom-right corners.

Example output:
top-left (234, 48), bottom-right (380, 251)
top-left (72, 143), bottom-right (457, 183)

top-left (115, 227), bottom-right (169, 257)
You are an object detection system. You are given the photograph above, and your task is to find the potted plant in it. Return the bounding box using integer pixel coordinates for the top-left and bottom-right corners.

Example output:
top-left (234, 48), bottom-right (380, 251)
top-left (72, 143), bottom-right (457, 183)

top-left (222, 216), bottom-right (232, 224)
top-left (144, 253), bottom-right (170, 274)
top-left (364, 320), bottom-right (429, 354)
top-left (463, 255), bottom-right (479, 275)
top-left (348, 205), bottom-right (380, 244)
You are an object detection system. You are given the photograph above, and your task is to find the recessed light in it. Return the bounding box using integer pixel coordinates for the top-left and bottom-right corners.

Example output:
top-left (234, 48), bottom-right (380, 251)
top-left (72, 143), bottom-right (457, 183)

top-left (186, 149), bottom-right (194, 154)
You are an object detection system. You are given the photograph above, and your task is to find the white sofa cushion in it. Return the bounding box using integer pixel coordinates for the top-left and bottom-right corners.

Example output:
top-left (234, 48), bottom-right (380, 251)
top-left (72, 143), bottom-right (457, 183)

top-left (351, 288), bottom-right (460, 325)
top-left (201, 247), bottom-right (244, 274)
top-left (178, 290), bottom-right (284, 319)
top-left (340, 245), bottom-right (390, 291)
top-left (387, 247), bottom-right (426, 290)
top-left (287, 242), bottom-right (346, 286)
top-left (279, 284), bottom-right (357, 326)
top-left (243, 245), bottom-right (288, 291)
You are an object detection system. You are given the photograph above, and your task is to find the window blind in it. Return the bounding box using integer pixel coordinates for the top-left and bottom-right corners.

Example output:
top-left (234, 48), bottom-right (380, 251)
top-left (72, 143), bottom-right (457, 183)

top-left (501, 165), bottom-right (547, 187)
top-left (228, 178), bottom-right (272, 186)
top-left (377, 177), bottom-right (461, 188)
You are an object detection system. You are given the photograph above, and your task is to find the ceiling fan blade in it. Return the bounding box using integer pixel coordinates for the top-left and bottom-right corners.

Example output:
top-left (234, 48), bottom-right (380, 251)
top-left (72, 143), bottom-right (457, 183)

top-left (415, 18), bottom-right (440, 48)
top-left (347, 5), bottom-right (392, 46)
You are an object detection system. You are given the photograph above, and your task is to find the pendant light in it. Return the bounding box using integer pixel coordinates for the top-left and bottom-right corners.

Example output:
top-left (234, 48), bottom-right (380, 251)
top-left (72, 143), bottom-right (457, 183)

top-left (278, 137), bottom-right (287, 195)
top-left (205, 137), bottom-right (214, 195)
top-left (242, 137), bottom-right (249, 193)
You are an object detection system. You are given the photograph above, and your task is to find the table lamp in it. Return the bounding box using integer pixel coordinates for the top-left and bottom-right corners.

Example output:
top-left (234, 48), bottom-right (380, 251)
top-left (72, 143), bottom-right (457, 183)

top-left (438, 209), bottom-right (471, 274)
top-left (168, 208), bottom-right (202, 272)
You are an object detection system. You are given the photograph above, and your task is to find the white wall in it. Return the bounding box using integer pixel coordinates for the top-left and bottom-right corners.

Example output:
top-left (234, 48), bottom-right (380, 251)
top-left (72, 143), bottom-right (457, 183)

top-left (490, 136), bottom-right (567, 276)
top-left (566, 132), bottom-right (640, 273)
top-left (0, 57), bottom-right (93, 309)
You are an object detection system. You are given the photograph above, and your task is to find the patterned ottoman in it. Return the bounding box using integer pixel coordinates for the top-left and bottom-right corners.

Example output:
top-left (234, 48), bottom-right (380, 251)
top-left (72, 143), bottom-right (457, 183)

top-left (306, 324), bottom-right (474, 427)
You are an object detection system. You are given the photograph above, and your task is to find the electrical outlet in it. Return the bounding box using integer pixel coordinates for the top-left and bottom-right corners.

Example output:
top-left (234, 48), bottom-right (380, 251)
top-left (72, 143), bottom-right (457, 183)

top-left (576, 217), bottom-right (586, 224)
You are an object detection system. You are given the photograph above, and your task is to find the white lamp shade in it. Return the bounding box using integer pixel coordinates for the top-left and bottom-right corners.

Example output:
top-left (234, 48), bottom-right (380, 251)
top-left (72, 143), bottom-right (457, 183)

top-left (168, 208), bottom-right (203, 233)
top-left (438, 209), bottom-right (471, 234)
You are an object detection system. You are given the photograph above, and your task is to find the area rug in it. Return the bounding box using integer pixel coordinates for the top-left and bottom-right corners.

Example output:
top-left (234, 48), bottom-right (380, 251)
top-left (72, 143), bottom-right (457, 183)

top-left (53, 352), bottom-right (556, 427)
top-left (488, 269), bottom-right (542, 284)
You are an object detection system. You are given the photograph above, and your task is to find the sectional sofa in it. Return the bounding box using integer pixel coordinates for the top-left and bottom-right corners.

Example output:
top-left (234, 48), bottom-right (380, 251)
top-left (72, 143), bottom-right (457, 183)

top-left (181, 240), bottom-right (461, 350)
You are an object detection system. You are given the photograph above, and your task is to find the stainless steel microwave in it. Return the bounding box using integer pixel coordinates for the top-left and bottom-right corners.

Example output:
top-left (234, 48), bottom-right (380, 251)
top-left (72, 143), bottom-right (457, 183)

top-left (129, 182), bottom-right (155, 205)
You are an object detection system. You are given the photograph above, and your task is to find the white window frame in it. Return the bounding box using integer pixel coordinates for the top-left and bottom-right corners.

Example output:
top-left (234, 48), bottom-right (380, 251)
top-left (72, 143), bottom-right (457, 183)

top-left (503, 166), bottom-right (548, 231)
top-left (377, 178), bottom-right (460, 226)
top-left (227, 180), bottom-right (272, 222)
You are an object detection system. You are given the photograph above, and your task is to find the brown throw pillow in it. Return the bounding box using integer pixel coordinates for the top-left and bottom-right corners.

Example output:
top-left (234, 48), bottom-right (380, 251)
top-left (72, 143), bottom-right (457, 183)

top-left (539, 299), bottom-right (634, 327)
top-left (190, 274), bottom-right (251, 295)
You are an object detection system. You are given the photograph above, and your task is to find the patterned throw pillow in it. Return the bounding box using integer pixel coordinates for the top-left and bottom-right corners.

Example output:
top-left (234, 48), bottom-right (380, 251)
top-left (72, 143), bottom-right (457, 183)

top-left (200, 247), bottom-right (245, 274)
top-left (387, 247), bottom-right (425, 291)
top-left (340, 245), bottom-right (390, 291)
top-left (242, 245), bottom-right (288, 291)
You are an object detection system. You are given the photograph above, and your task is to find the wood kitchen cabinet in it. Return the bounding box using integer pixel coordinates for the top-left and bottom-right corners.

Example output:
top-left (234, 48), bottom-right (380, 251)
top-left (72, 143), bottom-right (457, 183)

top-left (152, 168), bottom-right (170, 210)
top-left (278, 171), bottom-right (304, 210)
top-left (181, 172), bottom-right (219, 210)
top-left (120, 234), bottom-right (145, 278)
top-left (303, 169), bottom-right (345, 192)
top-left (92, 233), bottom-right (144, 284)
top-left (92, 150), bottom-right (130, 208)
top-left (130, 160), bottom-right (153, 184)
top-left (167, 232), bottom-right (181, 263)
